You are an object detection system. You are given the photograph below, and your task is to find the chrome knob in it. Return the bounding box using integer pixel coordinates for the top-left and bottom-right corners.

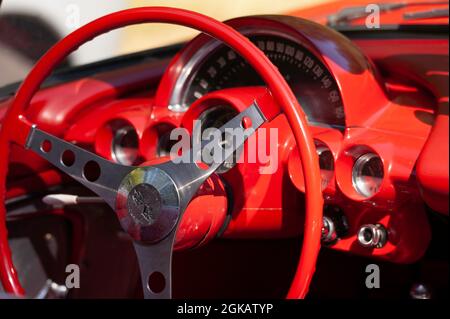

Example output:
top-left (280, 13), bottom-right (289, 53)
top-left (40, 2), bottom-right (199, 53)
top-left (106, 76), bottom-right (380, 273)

top-left (321, 206), bottom-right (349, 245)
top-left (410, 283), bottom-right (432, 299)
top-left (357, 224), bottom-right (387, 248)
top-left (322, 216), bottom-right (337, 243)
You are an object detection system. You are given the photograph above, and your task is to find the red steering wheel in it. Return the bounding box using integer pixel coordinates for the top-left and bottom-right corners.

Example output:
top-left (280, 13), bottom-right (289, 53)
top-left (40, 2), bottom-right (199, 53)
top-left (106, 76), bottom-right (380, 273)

top-left (0, 7), bottom-right (323, 299)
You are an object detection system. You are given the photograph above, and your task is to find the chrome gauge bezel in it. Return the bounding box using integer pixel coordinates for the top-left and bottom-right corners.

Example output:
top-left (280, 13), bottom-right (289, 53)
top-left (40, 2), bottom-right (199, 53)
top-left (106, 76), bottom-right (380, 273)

top-left (315, 142), bottom-right (335, 190)
top-left (351, 153), bottom-right (384, 198)
top-left (111, 125), bottom-right (139, 166)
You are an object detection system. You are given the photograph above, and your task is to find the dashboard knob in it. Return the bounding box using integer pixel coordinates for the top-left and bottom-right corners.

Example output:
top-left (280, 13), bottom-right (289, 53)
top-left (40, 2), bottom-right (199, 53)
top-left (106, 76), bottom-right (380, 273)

top-left (410, 283), bottom-right (432, 299)
top-left (321, 216), bottom-right (337, 243)
top-left (321, 206), bottom-right (349, 245)
top-left (357, 224), bottom-right (387, 248)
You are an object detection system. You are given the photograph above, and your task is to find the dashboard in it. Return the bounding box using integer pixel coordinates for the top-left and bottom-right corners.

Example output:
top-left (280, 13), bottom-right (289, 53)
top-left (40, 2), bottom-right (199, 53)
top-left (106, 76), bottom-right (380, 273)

top-left (2, 15), bottom-right (447, 266)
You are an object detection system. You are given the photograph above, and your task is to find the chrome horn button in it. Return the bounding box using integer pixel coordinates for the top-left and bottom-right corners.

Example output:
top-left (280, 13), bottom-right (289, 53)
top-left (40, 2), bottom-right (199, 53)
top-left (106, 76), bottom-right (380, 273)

top-left (127, 183), bottom-right (162, 226)
top-left (116, 167), bottom-right (180, 244)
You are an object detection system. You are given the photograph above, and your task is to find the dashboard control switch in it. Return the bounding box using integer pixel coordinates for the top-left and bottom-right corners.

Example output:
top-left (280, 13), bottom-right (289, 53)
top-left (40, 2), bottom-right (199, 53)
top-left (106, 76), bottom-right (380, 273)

top-left (357, 224), bottom-right (387, 248)
top-left (321, 216), bottom-right (337, 243)
top-left (321, 206), bottom-right (349, 245)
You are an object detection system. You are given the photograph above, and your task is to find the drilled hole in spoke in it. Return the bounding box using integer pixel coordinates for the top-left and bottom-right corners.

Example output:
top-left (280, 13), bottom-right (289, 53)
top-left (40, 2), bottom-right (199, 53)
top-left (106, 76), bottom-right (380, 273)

top-left (196, 146), bottom-right (216, 171)
top-left (196, 161), bottom-right (210, 171)
top-left (40, 140), bottom-right (52, 153)
top-left (148, 271), bottom-right (165, 294)
top-left (241, 116), bottom-right (252, 129)
top-left (61, 150), bottom-right (75, 167)
top-left (83, 160), bottom-right (101, 182)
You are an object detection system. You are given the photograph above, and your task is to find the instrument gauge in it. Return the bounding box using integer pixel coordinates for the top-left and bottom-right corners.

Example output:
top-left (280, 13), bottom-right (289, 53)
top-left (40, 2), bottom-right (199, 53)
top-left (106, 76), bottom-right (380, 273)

top-left (317, 145), bottom-right (335, 190)
top-left (352, 153), bottom-right (384, 198)
top-left (111, 126), bottom-right (139, 166)
top-left (169, 33), bottom-right (345, 129)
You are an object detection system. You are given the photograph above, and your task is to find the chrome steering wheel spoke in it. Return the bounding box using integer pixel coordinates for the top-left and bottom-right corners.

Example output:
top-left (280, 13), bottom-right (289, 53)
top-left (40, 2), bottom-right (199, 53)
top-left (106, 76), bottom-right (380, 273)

top-left (133, 235), bottom-right (176, 299)
top-left (25, 126), bottom-right (134, 209)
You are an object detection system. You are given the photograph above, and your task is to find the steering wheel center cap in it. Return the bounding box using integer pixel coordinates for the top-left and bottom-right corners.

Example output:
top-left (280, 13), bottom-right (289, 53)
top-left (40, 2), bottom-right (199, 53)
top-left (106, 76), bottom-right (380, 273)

top-left (127, 184), bottom-right (162, 226)
top-left (116, 167), bottom-right (180, 244)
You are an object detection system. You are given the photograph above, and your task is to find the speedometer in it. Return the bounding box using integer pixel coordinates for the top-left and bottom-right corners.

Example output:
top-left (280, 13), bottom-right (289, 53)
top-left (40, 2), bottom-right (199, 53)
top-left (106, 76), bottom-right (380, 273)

top-left (168, 33), bottom-right (345, 128)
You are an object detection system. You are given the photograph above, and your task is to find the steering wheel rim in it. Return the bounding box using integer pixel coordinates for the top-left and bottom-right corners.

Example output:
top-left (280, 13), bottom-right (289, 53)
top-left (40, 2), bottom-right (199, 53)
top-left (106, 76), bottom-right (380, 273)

top-left (0, 7), bottom-right (323, 298)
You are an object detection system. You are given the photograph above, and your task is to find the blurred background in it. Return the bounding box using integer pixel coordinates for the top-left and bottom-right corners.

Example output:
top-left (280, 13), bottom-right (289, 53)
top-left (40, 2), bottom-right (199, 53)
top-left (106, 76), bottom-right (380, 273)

top-left (0, 0), bottom-right (331, 87)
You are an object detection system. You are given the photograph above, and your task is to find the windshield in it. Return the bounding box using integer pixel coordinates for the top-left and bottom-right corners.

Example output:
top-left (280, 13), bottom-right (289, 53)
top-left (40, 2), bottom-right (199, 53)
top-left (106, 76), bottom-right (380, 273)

top-left (0, 0), bottom-right (448, 88)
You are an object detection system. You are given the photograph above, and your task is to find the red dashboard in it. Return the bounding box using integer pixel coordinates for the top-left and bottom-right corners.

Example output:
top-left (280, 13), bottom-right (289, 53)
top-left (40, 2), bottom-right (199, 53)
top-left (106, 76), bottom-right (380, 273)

top-left (0, 9), bottom-right (448, 299)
